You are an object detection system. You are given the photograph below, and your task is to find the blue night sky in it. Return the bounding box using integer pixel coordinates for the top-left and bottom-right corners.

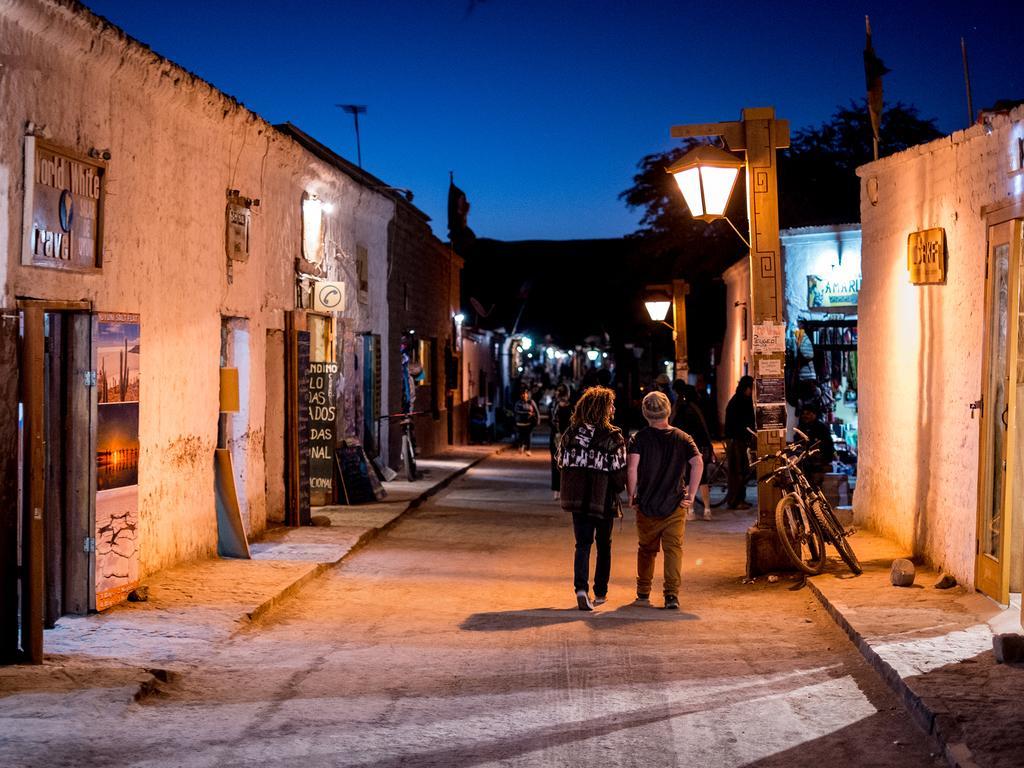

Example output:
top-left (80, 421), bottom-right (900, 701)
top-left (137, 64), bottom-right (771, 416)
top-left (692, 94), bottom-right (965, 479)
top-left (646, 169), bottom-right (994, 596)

top-left (85, 0), bottom-right (1021, 242)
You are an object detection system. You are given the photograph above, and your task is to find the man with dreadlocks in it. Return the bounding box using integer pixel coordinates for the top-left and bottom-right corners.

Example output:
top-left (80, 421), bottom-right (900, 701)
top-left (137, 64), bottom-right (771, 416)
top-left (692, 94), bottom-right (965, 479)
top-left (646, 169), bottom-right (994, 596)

top-left (557, 385), bottom-right (627, 611)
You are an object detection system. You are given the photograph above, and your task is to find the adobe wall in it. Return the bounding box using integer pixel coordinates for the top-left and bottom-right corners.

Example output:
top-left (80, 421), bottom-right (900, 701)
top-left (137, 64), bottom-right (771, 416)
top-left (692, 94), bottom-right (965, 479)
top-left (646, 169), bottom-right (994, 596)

top-left (0, 0), bottom-right (392, 576)
top-left (855, 106), bottom-right (1024, 585)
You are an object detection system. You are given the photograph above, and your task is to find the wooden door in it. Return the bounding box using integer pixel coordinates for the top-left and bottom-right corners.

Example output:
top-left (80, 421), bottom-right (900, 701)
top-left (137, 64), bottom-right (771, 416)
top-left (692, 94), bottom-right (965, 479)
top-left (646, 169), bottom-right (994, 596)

top-left (977, 220), bottom-right (1023, 602)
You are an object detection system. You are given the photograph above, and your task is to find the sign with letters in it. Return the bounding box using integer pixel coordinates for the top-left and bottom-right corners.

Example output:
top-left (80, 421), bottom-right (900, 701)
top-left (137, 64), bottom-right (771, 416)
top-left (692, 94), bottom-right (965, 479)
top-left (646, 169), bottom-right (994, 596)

top-left (225, 200), bottom-right (250, 262)
top-left (23, 136), bottom-right (105, 270)
top-left (907, 228), bottom-right (946, 284)
top-left (807, 274), bottom-right (860, 309)
top-left (308, 361), bottom-right (339, 494)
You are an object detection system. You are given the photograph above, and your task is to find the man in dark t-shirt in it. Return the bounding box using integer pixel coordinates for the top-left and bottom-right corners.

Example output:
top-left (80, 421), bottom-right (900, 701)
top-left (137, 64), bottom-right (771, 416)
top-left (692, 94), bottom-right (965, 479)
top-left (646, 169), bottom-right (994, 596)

top-left (626, 391), bottom-right (703, 610)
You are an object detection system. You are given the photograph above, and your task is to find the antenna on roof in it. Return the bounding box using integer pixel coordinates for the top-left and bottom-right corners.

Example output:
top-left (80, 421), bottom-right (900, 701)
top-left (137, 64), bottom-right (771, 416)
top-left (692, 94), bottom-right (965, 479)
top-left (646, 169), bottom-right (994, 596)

top-left (336, 104), bottom-right (367, 168)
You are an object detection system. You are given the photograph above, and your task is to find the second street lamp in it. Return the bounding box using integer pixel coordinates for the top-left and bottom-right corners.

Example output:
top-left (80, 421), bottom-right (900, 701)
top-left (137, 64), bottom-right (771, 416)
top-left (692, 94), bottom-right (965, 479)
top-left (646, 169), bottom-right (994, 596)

top-left (644, 281), bottom-right (689, 381)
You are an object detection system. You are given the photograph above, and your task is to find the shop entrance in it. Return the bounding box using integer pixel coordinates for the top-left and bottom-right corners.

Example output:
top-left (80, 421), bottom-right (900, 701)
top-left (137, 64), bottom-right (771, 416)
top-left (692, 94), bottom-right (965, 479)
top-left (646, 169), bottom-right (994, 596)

top-left (11, 301), bottom-right (94, 663)
top-left (976, 218), bottom-right (1024, 607)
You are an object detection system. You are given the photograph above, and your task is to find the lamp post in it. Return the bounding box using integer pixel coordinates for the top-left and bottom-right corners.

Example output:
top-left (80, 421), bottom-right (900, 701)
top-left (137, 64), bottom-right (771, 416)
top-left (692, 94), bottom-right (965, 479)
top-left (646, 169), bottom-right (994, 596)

top-left (644, 281), bottom-right (690, 381)
top-left (668, 107), bottom-right (791, 577)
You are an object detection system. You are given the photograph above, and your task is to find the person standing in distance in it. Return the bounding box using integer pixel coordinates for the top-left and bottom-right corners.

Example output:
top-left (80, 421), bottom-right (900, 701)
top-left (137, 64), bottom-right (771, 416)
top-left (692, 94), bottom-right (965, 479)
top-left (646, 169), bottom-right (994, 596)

top-left (514, 388), bottom-right (540, 456)
top-left (724, 375), bottom-right (755, 510)
top-left (627, 391), bottom-right (703, 610)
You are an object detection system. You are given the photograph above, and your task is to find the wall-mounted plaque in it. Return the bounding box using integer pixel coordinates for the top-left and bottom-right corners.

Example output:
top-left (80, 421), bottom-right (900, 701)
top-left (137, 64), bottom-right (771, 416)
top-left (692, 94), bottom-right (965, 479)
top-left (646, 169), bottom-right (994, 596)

top-left (225, 200), bottom-right (250, 262)
top-left (22, 136), bottom-right (105, 270)
top-left (907, 228), bottom-right (946, 284)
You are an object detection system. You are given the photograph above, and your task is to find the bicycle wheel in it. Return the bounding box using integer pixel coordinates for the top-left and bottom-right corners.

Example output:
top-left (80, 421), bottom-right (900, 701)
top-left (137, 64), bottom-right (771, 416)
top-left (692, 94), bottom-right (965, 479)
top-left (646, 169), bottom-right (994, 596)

top-left (402, 434), bottom-right (418, 482)
top-left (707, 462), bottom-right (729, 507)
top-left (775, 494), bottom-right (826, 575)
top-left (810, 497), bottom-right (862, 575)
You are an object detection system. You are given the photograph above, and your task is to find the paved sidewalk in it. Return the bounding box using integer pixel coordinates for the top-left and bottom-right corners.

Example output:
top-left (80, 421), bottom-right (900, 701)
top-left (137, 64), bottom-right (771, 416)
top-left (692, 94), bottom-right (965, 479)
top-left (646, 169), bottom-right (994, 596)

top-left (0, 445), bottom-right (501, 694)
top-left (808, 529), bottom-right (1024, 768)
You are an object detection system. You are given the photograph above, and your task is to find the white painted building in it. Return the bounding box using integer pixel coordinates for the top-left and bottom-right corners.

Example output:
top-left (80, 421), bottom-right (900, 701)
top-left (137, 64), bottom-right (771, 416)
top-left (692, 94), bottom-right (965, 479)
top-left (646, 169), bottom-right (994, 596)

top-left (0, 0), bottom-right (394, 628)
top-left (856, 104), bottom-right (1024, 602)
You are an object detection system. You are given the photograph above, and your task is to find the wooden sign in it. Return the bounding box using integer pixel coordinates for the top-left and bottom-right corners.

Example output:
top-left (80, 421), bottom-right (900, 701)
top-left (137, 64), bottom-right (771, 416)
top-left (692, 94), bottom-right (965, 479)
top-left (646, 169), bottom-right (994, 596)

top-left (907, 228), bottom-right (946, 284)
top-left (23, 136), bottom-right (105, 270)
top-left (308, 361), bottom-right (338, 496)
top-left (225, 200), bottom-right (250, 262)
top-left (334, 441), bottom-right (386, 505)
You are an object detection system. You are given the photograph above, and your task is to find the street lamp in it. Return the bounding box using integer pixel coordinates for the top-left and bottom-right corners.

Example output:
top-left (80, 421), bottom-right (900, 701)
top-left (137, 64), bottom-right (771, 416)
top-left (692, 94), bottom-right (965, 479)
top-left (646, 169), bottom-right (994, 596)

top-left (669, 108), bottom-right (790, 578)
top-left (644, 289), bottom-right (673, 326)
top-left (666, 144), bottom-right (744, 223)
top-left (644, 282), bottom-right (689, 380)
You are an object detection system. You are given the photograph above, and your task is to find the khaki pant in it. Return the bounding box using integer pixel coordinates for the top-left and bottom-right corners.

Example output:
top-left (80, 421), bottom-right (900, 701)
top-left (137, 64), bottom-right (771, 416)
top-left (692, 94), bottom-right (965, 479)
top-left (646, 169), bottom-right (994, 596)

top-left (636, 509), bottom-right (686, 598)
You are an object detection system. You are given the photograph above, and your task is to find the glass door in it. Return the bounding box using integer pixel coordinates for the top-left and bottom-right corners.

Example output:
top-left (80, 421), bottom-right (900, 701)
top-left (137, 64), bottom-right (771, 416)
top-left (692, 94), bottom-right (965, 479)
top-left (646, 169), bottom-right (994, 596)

top-left (977, 219), bottom-right (1024, 603)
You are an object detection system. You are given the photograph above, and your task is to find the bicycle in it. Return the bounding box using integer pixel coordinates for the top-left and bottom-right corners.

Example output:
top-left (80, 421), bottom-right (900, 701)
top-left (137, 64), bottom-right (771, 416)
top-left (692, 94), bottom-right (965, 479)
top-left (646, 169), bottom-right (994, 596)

top-left (374, 411), bottom-right (425, 482)
top-left (753, 430), bottom-right (861, 575)
top-left (706, 441), bottom-right (756, 509)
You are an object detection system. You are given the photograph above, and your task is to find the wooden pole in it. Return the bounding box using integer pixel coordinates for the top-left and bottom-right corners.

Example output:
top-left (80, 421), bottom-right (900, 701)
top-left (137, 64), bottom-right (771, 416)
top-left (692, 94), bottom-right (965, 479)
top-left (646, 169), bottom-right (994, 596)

top-left (21, 307), bottom-right (46, 663)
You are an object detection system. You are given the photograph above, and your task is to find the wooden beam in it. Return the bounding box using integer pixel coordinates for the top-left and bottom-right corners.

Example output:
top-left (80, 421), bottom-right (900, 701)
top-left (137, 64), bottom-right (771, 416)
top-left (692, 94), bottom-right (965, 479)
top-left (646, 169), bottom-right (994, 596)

top-left (21, 306), bottom-right (45, 663)
top-left (0, 312), bottom-right (19, 663)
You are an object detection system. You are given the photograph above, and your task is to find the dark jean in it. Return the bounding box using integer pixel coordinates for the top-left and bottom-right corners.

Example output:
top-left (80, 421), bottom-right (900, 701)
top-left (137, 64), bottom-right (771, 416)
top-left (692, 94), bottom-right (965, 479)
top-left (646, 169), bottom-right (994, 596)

top-left (726, 438), bottom-right (750, 507)
top-left (572, 513), bottom-right (613, 597)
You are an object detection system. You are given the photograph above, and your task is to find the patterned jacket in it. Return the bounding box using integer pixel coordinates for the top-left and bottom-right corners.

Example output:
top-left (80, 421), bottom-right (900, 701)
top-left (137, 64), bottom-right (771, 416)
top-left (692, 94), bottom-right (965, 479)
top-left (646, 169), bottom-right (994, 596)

top-left (557, 423), bottom-right (627, 519)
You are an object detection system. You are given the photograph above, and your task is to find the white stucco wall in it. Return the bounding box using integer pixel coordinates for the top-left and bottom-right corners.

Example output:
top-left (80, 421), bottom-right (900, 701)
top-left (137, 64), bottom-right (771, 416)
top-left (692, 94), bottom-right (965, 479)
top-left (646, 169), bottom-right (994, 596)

top-left (855, 105), bottom-right (1024, 586)
top-left (717, 258), bottom-right (751, 427)
top-left (0, 0), bottom-right (393, 576)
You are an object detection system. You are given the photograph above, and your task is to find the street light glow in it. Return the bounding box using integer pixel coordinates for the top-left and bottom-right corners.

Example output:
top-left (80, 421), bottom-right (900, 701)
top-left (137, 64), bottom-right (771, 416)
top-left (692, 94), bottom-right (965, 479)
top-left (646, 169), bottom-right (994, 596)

top-left (586, 349), bottom-right (599, 362)
top-left (454, 312), bottom-right (465, 323)
top-left (520, 336), bottom-right (533, 351)
top-left (645, 300), bottom-right (672, 323)
top-left (666, 144), bottom-right (743, 222)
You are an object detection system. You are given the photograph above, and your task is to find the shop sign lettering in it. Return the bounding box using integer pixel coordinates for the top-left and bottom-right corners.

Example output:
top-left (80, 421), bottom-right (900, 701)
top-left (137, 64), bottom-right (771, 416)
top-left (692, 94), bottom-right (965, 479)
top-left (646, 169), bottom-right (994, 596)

top-left (308, 362), bottom-right (339, 492)
top-left (907, 228), bottom-right (946, 284)
top-left (807, 274), bottom-right (861, 308)
top-left (24, 137), bottom-right (105, 270)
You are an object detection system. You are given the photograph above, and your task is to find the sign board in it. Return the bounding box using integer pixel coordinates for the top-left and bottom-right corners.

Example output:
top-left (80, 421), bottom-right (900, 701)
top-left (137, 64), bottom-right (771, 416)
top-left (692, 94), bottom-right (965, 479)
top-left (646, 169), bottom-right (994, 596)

top-left (225, 201), bottom-right (250, 262)
top-left (335, 441), bottom-right (387, 505)
top-left (755, 403), bottom-right (787, 431)
top-left (308, 361), bottom-right (339, 495)
top-left (296, 332), bottom-right (312, 524)
top-left (756, 377), bottom-right (786, 403)
top-left (758, 358), bottom-right (782, 377)
top-left (751, 322), bottom-right (786, 355)
top-left (807, 274), bottom-right (860, 309)
top-left (907, 228), bottom-right (946, 284)
top-left (23, 136), bottom-right (105, 270)
top-left (313, 281), bottom-right (347, 313)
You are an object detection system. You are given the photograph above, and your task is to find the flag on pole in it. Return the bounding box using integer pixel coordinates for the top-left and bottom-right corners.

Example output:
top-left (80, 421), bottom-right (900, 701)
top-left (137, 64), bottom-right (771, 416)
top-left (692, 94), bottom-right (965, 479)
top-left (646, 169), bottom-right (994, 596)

top-left (864, 15), bottom-right (891, 160)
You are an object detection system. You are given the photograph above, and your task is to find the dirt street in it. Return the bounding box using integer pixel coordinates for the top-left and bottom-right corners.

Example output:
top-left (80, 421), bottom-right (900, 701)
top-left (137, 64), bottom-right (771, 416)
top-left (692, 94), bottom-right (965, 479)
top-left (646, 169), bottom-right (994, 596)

top-left (2, 453), bottom-right (943, 767)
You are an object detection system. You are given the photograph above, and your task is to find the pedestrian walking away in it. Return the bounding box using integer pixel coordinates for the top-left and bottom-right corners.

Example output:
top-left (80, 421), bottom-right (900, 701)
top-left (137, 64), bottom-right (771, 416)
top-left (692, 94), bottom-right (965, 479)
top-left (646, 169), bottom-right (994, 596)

top-left (557, 385), bottom-right (626, 611)
top-left (627, 391), bottom-right (703, 610)
top-left (513, 388), bottom-right (540, 455)
top-left (548, 384), bottom-right (573, 500)
top-left (723, 375), bottom-right (755, 510)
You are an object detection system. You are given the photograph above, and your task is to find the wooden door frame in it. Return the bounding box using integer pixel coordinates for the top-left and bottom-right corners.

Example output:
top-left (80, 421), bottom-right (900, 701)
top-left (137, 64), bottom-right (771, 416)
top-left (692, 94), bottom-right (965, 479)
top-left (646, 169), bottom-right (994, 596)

top-left (16, 299), bottom-right (91, 662)
top-left (976, 221), bottom-right (1023, 602)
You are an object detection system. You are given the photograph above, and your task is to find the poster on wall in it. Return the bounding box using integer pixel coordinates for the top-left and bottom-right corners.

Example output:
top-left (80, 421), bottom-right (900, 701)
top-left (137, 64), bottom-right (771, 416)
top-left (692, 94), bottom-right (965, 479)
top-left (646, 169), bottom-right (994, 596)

top-left (807, 274), bottom-right (860, 309)
top-left (94, 313), bottom-right (141, 611)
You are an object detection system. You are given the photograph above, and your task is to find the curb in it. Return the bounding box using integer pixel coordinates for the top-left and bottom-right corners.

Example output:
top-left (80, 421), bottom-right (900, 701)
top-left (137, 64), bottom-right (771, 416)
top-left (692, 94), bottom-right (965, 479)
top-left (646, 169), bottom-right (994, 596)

top-left (239, 446), bottom-right (505, 627)
top-left (806, 578), bottom-right (979, 768)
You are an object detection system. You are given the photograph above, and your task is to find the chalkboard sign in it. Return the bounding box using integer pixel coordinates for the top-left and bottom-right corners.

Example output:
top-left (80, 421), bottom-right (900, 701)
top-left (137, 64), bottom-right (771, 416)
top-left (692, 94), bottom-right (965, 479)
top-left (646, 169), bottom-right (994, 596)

top-left (296, 331), bottom-right (311, 525)
top-left (308, 361), bottom-right (339, 497)
top-left (335, 441), bottom-right (387, 505)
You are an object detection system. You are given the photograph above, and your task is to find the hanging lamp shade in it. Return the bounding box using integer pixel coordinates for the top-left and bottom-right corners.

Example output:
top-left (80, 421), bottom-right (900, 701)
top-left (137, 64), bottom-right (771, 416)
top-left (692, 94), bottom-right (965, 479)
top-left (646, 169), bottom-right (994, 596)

top-left (666, 145), bottom-right (744, 222)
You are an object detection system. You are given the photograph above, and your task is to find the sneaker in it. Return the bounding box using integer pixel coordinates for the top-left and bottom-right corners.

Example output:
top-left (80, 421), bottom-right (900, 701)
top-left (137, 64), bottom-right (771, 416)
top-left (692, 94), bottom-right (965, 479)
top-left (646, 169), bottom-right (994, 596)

top-left (633, 594), bottom-right (651, 607)
top-left (732, 501), bottom-right (752, 510)
top-left (664, 595), bottom-right (680, 610)
top-left (525, 450), bottom-right (532, 456)
top-left (576, 590), bottom-right (594, 611)
top-left (685, 509), bottom-right (697, 521)
top-left (552, 491), bottom-right (560, 501)
top-left (593, 595), bottom-right (607, 606)
top-left (703, 510), bottom-right (713, 521)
